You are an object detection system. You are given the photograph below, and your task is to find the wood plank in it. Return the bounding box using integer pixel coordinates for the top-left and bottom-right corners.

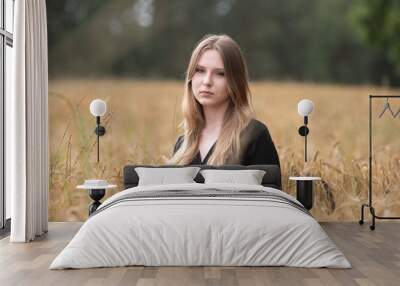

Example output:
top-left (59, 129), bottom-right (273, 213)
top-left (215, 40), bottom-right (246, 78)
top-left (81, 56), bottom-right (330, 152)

top-left (0, 222), bottom-right (399, 286)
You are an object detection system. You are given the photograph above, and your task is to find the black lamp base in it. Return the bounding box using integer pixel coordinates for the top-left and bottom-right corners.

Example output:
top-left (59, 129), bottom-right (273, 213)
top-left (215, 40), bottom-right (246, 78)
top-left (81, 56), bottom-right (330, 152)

top-left (95, 125), bottom-right (106, 136)
top-left (298, 126), bottom-right (309, 136)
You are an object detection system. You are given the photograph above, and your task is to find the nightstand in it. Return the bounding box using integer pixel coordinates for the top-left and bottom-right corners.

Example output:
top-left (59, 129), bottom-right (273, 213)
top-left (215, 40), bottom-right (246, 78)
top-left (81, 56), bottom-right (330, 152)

top-left (289, 177), bottom-right (321, 210)
top-left (77, 180), bottom-right (117, 216)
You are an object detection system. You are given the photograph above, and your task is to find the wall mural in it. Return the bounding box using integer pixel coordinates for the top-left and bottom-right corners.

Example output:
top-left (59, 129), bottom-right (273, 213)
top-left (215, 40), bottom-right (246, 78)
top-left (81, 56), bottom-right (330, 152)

top-left (48, 0), bottom-right (400, 221)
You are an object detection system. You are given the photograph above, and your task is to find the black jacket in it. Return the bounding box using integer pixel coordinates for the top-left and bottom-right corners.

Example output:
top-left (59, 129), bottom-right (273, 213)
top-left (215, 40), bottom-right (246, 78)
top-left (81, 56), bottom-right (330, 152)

top-left (173, 119), bottom-right (280, 166)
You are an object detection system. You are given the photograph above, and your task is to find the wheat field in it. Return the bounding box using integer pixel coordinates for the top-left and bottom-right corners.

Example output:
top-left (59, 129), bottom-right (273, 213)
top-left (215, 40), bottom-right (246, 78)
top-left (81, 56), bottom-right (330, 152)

top-left (49, 79), bottom-right (400, 222)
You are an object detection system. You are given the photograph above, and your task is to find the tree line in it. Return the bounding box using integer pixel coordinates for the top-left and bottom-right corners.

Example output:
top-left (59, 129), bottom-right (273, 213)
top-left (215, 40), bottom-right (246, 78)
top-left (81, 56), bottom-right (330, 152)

top-left (47, 0), bottom-right (400, 86)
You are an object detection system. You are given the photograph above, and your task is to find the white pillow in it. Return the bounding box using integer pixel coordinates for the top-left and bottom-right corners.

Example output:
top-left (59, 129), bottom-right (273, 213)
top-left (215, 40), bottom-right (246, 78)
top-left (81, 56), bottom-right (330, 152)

top-left (200, 169), bottom-right (266, 185)
top-left (135, 167), bottom-right (201, 186)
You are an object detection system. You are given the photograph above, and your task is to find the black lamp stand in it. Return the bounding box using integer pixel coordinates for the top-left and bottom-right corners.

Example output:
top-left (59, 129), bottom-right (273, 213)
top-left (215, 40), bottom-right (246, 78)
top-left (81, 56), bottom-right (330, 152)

top-left (298, 116), bottom-right (309, 162)
top-left (94, 116), bottom-right (106, 163)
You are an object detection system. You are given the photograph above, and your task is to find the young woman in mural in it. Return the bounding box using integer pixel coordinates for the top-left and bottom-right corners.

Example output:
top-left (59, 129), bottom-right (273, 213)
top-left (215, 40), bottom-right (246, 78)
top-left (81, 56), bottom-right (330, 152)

top-left (169, 34), bottom-right (280, 166)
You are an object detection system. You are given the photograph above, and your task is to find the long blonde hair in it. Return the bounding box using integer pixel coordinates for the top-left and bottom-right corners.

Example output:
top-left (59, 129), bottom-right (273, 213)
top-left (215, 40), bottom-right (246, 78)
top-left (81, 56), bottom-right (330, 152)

top-left (169, 34), bottom-right (255, 165)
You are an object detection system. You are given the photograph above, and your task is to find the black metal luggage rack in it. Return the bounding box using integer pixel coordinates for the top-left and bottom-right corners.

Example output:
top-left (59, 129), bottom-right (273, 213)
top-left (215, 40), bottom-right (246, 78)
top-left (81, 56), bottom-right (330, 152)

top-left (359, 95), bottom-right (400, 230)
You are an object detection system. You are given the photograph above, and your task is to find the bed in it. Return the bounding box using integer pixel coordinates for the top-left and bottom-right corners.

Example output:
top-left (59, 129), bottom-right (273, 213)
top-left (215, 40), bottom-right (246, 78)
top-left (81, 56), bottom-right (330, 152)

top-left (50, 164), bottom-right (351, 269)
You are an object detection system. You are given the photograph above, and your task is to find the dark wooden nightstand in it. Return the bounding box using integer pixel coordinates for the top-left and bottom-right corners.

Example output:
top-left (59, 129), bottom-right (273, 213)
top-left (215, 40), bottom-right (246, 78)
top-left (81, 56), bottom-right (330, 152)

top-left (289, 176), bottom-right (321, 210)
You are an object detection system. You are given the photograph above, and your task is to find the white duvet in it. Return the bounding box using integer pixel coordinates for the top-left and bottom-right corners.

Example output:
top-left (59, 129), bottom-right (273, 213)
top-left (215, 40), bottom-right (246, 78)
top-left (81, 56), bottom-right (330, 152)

top-left (50, 183), bottom-right (351, 269)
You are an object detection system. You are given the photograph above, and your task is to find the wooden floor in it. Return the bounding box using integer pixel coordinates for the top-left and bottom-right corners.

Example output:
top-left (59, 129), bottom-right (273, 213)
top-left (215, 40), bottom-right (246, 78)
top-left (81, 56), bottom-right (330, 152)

top-left (0, 222), bottom-right (399, 286)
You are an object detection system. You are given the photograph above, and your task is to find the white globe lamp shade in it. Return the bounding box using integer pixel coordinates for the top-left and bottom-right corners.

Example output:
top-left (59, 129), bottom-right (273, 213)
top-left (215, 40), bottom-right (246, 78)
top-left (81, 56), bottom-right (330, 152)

top-left (90, 99), bottom-right (107, 117)
top-left (298, 99), bottom-right (314, 116)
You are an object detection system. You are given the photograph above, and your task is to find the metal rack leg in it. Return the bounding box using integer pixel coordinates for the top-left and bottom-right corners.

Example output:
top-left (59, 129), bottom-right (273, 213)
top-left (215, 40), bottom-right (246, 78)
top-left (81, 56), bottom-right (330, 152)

top-left (359, 203), bottom-right (367, 225)
top-left (370, 207), bottom-right (376, 231)
top-left (359, 204), bottom-right (376, 230)
top-left (359, 203), bottom-right (400, 230)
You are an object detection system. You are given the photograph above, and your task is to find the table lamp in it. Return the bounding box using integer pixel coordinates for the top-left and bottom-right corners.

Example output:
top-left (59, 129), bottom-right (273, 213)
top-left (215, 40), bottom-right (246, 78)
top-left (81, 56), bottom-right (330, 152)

top-left (89, 99), bottom-right (107, 163)
top-left (297, 99), bottom-right (314, 162)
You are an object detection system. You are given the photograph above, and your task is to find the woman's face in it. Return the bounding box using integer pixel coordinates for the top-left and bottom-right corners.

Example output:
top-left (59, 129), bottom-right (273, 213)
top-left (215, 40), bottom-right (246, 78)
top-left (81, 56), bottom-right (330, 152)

top-left (191, 49), bottom-right (229, 108)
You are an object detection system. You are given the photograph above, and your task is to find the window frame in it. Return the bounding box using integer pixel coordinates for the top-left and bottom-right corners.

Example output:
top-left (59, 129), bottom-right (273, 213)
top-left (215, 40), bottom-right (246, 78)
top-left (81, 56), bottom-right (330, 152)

top-left (0, 0), bottom-right (13, 234)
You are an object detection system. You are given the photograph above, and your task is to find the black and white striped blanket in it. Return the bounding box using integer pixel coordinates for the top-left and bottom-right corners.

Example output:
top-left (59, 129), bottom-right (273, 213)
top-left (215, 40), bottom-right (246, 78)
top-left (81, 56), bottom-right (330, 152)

top-left (91, 188), bottom-right (310, 217)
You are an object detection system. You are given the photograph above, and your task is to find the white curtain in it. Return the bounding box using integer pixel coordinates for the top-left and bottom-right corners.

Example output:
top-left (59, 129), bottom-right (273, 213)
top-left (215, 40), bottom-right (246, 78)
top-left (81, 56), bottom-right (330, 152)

top-left (7, 0), bottom-right (49, 242)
